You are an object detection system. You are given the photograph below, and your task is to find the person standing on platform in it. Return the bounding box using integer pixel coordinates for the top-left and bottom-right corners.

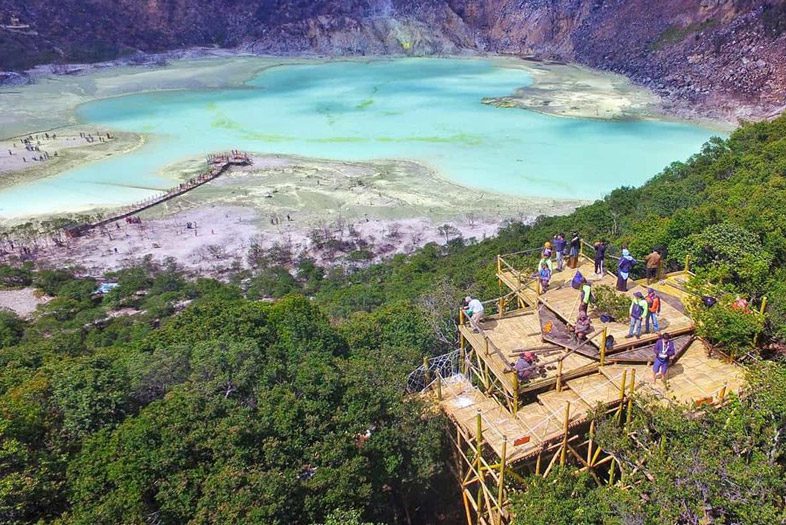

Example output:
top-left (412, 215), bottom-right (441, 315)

top-left (625, 291), bottom-right (648, 339)
top-left (653, 332), bottom-right (676, 383)
top-left (646, 287), bottom-right (661, 333)
top-left (539, 262), bottom-right (552, 294)
top-left (568, 231), bottom-right (580, 268)
top-left (594, 240), bottom-right (607, 276)
top-left (579, 278), bottom-right (593, 314)
top-left (644, 248), bottom-right (662, 284)
top-left (617, 249), bottom-right (637, 291)
top-left (553, 232), bottom-right (566, 271)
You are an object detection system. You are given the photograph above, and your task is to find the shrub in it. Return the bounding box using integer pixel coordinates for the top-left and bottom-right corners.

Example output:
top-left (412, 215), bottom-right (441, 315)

top-left (591, 285), bottom-right (629, 321)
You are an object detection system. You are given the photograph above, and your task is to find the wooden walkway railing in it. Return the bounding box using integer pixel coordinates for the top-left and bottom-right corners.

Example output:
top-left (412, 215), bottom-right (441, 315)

top-left (65, 151), bottom-right (252, 237)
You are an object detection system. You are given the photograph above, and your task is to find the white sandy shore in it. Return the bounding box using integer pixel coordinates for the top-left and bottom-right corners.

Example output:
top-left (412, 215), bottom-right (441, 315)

top-left (5, 205), bottom-right (512, 276)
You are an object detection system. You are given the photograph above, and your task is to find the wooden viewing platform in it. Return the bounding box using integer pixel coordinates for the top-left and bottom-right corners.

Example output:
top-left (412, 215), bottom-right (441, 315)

top-left (64, 151), bottom-right (252, 237)
top-left (424, 245), bottom-right (748, 525)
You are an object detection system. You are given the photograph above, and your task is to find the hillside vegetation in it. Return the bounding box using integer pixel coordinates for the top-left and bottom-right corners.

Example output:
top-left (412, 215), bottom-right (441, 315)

top-left (1, 115), bottom-right (786, 523)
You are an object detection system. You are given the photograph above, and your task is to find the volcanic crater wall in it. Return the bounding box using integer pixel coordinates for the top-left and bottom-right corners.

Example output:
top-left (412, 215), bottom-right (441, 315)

top-left (0, 0), bottom-right (784, 118)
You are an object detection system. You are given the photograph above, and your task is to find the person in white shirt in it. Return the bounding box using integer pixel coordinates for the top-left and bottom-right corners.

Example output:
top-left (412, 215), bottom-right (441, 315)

top-left (463, 295), bottom-right (485, 332)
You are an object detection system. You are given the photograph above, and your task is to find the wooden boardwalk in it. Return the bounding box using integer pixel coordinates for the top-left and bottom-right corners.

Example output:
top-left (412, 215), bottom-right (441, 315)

top-left (66, 151), bottom-right (252, 237)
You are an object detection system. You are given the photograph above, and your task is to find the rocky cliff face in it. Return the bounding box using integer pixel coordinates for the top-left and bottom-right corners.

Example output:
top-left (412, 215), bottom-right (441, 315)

top-left (1, 0), bottom-right (785, 119)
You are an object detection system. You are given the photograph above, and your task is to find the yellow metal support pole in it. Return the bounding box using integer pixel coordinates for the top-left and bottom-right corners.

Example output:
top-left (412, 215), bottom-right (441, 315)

top-left (760, 296), bottom-right (768, 314)
top-left (608, 459), bottom-right (617, 485)
top-left (460, 307), bottom-right (466, 326)
top-left (535, 451), bottom-right (542, 476)
top-left (498, 437), bottom-right (507, 517)
top-left (718, 383), bottom-right (727, 404)
top-left (684, 254), bottom-right (691, 273)
top-left (600, 327), bottom-right (608, 367)
top-left (484, 337), bottom-right (490, 356)
top-left (460, 343), bottom-right (466, 375)
top-left (556, 359), bottom-right (564, 392)
top-left (476, 410), bottom-right (484, 522)
top-left (423, 357), bottom-right (430, 386)
top-left (498, 297), bottom-right (505, 319)
top-left (617, 370), bottom-right (628, 422)
top-left (560, 401), bottom-right (571, 466)
top-left (625, 369), bottom-right (635, 427)
top-left (587, 420), bottom-right (595, 466)
top-left (511, 373), bottom-right (519, 416)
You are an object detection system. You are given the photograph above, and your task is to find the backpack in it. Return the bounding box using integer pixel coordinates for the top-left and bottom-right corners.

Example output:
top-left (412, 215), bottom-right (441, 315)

top-left (631, 301), bottom-right (644, 319)
top-left (571, 271), bottom-right (584, 289)
top-left (618, 257), bottom-right (633, 273)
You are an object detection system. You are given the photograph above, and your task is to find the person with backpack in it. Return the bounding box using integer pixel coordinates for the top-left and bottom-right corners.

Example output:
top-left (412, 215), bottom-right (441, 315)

top-left (653, 332), bottom-right (676, 383)
top-left (553, 233), bottom-right (566, 271)
top-left (616, 249), bottom-right (637, 291)
top-left (568, 231), bottom-right (580, 269)
top-left (625, 291), bottom-right (648, 339)
top-left (538, 262), bottom-right (552, 294)
top-left (594, 240), bottom-right (607, 276)
top-left (579, 278), bottom-right (592, 314)
top-left (645, 287), bottom-right (661, 333)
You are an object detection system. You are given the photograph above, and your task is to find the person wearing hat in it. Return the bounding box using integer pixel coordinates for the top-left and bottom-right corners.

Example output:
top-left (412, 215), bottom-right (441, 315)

top-left (645, 287), bottom-right (661, 333)
top-left (625, 291), bottom-right (649, 339)
top-left (653, 332), bottom-right (676, 383)
top-left (463, 296), bottom-right (485, 332)
top-left (513, 351), bottom-right (537, 382)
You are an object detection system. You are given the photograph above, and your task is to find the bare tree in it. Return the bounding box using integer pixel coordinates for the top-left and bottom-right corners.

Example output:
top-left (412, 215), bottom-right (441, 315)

top-left (417, 277), bottom-right (463, 352)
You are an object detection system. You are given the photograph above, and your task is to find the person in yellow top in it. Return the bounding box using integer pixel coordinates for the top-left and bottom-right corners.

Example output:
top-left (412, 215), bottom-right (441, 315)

top-left (625, 291), bottom-right (649, 339)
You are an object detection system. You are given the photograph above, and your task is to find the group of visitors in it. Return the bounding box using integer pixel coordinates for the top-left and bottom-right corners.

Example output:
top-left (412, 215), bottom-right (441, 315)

top-left (625, 287), bottom-right (661, 339)
top-left (536, 231), bottom-right (581, 293)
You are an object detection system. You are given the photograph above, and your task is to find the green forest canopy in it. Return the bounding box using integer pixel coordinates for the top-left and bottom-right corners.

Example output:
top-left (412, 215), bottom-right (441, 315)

top-left (1, 115), bottom-right (786, 523)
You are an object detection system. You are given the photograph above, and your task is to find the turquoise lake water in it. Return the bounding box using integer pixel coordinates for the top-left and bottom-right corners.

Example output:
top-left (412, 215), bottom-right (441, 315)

top-left (0, 58), bottom-right (720, 218)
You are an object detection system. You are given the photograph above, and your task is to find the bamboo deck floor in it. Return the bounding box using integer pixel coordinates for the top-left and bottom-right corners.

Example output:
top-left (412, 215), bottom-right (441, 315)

top-left (440, 340), bottom-right (746, 464)
top-left (460, 311), bottom-right (597, 396)
top-left (534, 259), bottom-right (694, 351)
top-left (601, 339), bottom-right (746, 405)
top-left (606, 334), bottom-right (692, 364)
top-left (440, 375), bottom-right (540, 462)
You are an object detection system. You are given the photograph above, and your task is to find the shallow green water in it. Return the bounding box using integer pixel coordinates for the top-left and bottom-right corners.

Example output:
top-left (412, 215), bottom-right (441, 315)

top-left (0, 58), bottom-right (720, 218)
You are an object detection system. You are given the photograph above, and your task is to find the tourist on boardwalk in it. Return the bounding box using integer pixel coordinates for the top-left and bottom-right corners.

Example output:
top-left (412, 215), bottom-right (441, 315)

top-left (463, 296), bottom-right (485, 332)
top-left (625, 291), bottom-right (649, 339)
top-left (574, 311), bottom-right (593, 341)
top-left (616, 249), bottom-right (637, 291)
top-left (538, 249), bottom-right (554, 273)
top-left (568, 231), bottom-right (580, 268)
top-left (514, 351), bottom-right (538, 382)
top-left (594, 240), bottom-right (607, 275)
top-left (645, 287), bottom-right (661, 333)
top-left (653, 332), bottom-right (676, 383)
top-left (644, 248), bottom-right (662, 284)
top-left (538, 262), bottom-right (552, 294)
top-left (579, 278), bottom-right (593, 314)
top-left (553, 232), bottom-right (566, 271)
